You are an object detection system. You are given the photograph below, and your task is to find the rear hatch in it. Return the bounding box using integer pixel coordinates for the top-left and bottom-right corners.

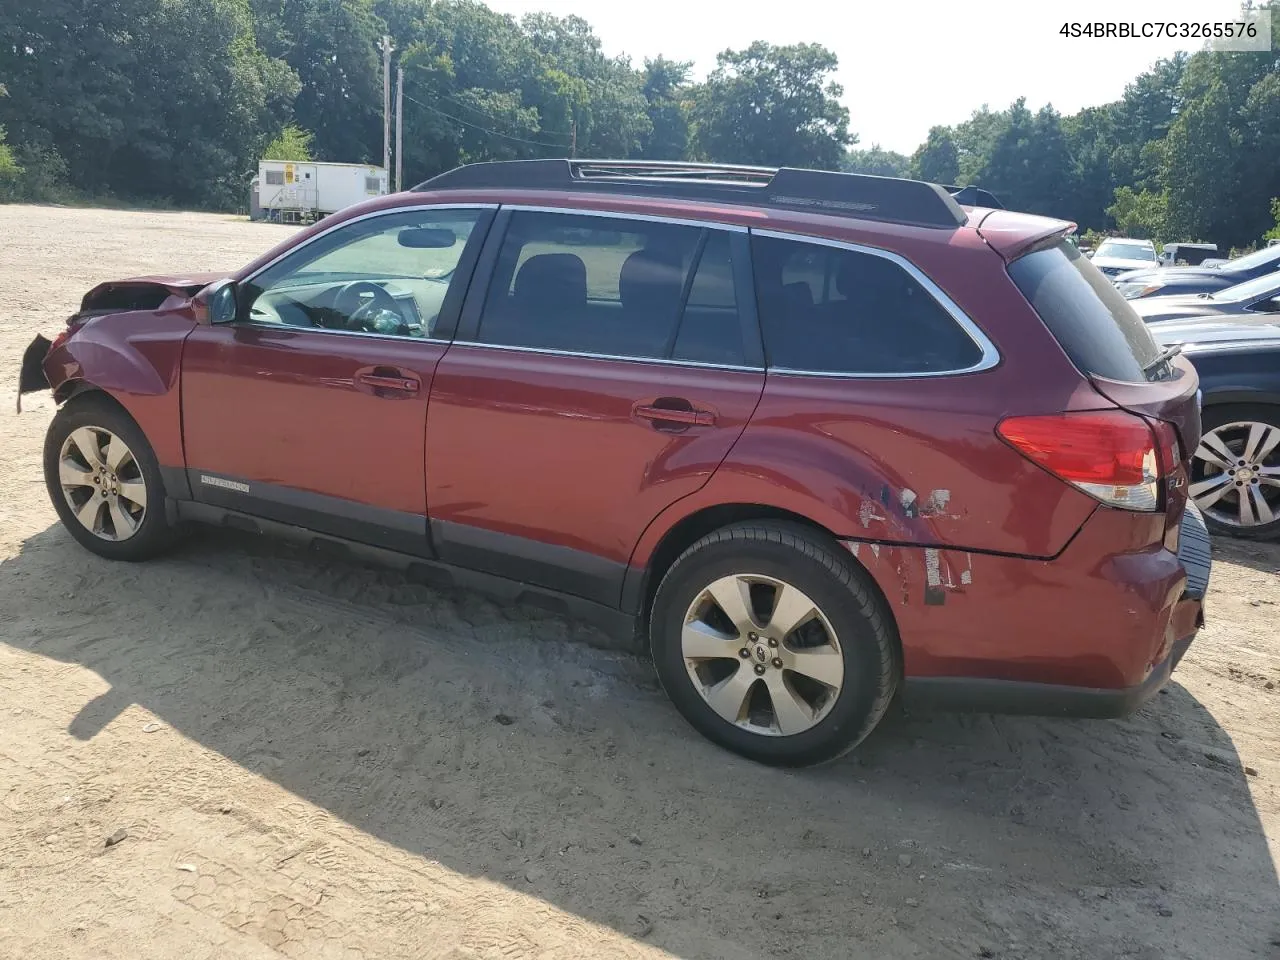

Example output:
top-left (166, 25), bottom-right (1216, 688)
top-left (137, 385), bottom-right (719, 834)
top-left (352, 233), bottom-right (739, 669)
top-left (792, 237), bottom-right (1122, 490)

top-left (1006, 239), bottom-right (1201, 534)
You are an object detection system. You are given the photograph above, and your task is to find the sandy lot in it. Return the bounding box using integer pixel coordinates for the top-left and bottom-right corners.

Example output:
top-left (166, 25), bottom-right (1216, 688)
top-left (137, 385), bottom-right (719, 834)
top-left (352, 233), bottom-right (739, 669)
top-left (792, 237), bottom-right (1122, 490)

top-left (0, 204), bottom-right (1278, 960)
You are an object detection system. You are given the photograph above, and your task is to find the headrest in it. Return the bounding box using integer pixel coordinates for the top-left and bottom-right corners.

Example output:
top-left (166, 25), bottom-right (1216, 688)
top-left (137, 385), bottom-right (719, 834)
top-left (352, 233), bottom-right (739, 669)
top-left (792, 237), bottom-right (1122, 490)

top-left (619, 247), bottom-right (685, 313)
top-left (513, 253), bottom-right (587, 307)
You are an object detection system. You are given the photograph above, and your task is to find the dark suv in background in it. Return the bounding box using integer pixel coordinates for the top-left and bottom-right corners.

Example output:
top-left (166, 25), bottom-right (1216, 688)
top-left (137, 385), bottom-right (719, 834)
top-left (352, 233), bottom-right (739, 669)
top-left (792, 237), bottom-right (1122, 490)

top-left (22, 160), bottom-right (1210, 765)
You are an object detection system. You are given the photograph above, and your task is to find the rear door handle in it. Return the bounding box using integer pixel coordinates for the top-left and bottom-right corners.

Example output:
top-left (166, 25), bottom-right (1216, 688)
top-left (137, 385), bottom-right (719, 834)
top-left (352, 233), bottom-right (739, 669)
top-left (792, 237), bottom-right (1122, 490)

top-left (633, 401), bottom-right (717, 427)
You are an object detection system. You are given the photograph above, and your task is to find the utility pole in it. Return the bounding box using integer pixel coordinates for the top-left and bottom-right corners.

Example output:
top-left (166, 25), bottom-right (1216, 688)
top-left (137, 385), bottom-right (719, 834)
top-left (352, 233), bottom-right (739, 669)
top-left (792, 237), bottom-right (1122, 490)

top-left (395, 66), bottom-right (404, 192)
top-left (569, 119), bottom-right (577, 159)
top-left (380, 35), bottom-right (394, 175)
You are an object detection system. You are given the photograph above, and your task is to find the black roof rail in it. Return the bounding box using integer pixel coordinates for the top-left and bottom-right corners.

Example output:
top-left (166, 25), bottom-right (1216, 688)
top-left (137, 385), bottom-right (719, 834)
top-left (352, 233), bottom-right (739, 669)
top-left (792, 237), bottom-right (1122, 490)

top-left (943, 184), bottom-right (1004, 209)
top-left (414, 159), bottom-right (969, 229)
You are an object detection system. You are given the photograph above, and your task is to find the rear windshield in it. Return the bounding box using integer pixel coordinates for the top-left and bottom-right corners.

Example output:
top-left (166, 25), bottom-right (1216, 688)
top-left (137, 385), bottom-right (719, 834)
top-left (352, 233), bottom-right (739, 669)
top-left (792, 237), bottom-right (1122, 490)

top-left (1095, 241), bottom-right (1155, 261)
top-left (1009, 240), bottom-right (1164, 383)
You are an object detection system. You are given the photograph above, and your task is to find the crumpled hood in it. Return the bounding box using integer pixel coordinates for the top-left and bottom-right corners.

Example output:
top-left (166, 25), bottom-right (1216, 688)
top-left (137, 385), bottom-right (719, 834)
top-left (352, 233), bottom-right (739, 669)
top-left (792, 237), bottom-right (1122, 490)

top-left (78, 272), bottom-right (226, 315)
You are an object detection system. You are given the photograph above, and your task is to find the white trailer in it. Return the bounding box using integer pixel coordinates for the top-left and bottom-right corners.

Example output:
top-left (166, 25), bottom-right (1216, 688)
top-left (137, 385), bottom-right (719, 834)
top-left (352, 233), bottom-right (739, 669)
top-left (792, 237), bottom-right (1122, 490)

top-left (257, 160), bottom-right (389, 222)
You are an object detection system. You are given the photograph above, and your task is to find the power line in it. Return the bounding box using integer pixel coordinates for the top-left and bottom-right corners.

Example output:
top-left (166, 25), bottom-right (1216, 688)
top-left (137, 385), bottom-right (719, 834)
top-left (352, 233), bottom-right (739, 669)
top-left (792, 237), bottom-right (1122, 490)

top-left (401, 92), bottom-right (572, 150)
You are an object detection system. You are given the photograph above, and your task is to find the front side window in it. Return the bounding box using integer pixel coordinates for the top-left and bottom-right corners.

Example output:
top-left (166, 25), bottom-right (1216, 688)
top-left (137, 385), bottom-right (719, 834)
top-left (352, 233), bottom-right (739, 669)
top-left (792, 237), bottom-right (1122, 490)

top-left (474, 211), bottom-right (748, 365)
top-left (239, 208), bottom-right (484, 338)
top-left (751, 234), bottom-right (984, 375)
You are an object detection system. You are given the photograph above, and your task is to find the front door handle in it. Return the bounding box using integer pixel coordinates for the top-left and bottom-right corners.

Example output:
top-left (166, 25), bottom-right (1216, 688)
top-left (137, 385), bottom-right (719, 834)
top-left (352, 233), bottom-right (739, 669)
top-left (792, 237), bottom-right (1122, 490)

top-left (633, 399), bottom-right (717, 428)
top-left (355, 366), bottom-right (421, 397)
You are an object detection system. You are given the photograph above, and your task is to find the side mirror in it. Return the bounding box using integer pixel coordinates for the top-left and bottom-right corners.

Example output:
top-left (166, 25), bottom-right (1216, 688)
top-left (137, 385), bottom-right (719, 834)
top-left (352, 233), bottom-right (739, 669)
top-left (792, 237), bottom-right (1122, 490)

top-left (398, 226), bottom-right (457, 249)
top-left (192, 279), bottom-right (239, 325)
top-left (1083, 250), bottom-right (1094, 259)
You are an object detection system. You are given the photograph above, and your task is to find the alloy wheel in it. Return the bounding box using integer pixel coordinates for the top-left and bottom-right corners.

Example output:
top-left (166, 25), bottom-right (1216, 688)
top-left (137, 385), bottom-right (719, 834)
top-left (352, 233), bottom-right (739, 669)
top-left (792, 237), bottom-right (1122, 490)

top-left (1191, 420), bottom-right (1280, 528)
top-left (58, 426), bottom-right (148, 541)
top-left (681, 574), bottom-right (844, 737)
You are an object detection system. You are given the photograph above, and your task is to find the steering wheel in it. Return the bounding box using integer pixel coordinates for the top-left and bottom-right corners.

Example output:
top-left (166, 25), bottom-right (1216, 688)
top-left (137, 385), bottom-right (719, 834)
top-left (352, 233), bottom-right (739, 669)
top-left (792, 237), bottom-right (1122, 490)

top-left (332, 281), bottom-right (403, 333)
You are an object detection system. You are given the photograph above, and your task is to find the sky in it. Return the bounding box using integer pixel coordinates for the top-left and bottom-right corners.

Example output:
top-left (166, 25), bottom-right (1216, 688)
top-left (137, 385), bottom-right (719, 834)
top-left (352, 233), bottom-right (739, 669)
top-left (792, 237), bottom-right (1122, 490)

top-left (482, 0), bottom-right (1262, 154)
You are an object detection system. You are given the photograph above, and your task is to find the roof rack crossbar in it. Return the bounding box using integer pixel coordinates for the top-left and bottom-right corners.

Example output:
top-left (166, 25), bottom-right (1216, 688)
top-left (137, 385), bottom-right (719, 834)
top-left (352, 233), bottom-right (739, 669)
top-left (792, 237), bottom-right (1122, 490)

top-left (414, 159), bottom-right (970, 229)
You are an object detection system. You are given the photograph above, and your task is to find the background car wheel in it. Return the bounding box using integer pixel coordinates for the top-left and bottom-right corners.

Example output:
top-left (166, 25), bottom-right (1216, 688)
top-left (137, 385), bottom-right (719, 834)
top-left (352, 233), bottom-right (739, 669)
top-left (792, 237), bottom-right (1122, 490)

top-left (1191, 404), bottom-right (1280, 541)
top-left (649, 521), bottom-right (899, 767)
top-left (43, 394), bottom-right (182, 560)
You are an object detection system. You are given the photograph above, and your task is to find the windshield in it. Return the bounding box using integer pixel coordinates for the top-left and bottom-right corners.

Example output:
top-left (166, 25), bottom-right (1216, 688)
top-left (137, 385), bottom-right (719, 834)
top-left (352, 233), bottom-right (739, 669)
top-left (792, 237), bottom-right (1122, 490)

top-left (1223, 245), bottom-right (1280, 272)
top-left (1212, 271), bottom-right (1280, 303)
top-left (1095, 241), bottom-right (1156, 261)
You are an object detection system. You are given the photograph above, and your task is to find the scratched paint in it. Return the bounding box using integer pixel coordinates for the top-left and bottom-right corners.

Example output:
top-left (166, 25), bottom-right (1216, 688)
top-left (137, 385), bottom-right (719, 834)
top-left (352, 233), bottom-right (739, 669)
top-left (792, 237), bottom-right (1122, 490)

top-left (924, 548), bottom-right (942, 586)
top-left (858, 500), bottom-right (882, 528)
top-left (921, 489), bottom-right (952, 516)
top-left (923, 547), bottom-right (946, 605)
top-left (900, 488), bottom-right (918, 517)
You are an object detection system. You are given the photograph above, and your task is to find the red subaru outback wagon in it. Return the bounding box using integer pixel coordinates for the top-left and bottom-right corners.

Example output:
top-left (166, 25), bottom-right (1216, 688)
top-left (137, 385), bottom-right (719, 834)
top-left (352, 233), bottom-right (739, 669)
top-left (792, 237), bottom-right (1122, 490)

top-left (20, 160), bottom-right (1211, 766)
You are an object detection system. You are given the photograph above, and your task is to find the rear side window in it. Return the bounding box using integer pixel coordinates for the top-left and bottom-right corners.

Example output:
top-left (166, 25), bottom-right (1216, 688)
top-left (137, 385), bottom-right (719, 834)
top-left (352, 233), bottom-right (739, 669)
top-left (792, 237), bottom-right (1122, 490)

top-left (1009, 240), bottom-right (1163, 383)
top-left (750, 234), bottom-right (985, 375)
top-left (476, 211), bottom-right (749, 365)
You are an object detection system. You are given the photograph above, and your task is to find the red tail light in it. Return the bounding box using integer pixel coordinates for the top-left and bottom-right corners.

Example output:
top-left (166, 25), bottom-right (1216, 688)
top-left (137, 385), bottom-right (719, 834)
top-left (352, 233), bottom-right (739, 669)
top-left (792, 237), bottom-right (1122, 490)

top-left (997, 411), bottom-right (1162, 512)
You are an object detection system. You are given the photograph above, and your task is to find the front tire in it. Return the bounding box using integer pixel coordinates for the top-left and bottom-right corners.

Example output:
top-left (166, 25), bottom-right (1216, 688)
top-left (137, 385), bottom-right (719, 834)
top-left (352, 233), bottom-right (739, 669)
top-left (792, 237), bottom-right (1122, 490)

top-left (649, 522), bottom-right (899, 767)
top-left (43, 394), bottom-right (181, 560)
top-left (1192, 404), bottom-right (1280, 541)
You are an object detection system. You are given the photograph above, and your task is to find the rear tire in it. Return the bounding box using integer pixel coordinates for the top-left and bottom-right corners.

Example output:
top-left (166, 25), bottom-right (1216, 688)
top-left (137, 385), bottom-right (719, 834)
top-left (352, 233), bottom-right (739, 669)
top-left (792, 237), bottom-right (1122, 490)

top-left (1192, 404), bottom-right (1280, 541)
top-left (649, 521), bottom-right (899, 767)
top-left (43, 394), bottom-right (182, 561)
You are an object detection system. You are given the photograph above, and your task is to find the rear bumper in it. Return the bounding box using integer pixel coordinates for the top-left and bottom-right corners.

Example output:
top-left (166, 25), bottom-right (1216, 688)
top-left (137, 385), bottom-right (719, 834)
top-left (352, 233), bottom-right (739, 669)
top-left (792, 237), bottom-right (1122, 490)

top-left (869, 503), bottom-right (1211, 719)
top-left (901, 632), bottom-right (1195, 718)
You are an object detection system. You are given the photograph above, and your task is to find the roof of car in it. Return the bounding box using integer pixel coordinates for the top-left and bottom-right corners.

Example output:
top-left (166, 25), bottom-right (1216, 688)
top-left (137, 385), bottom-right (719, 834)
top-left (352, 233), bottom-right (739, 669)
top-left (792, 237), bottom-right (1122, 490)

top-left (416, 159), bottom-right (975, 230)
top-left (234, 162), bottom-right (1074, 279)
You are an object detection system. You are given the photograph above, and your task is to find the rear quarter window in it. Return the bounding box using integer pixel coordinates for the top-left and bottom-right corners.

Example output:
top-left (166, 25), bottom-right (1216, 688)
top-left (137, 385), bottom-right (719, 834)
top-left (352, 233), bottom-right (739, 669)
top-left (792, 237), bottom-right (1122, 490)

top-left (750, 234), bottom-right (987, 375)
top-left (1008, 241), bottom-right (1164, 383)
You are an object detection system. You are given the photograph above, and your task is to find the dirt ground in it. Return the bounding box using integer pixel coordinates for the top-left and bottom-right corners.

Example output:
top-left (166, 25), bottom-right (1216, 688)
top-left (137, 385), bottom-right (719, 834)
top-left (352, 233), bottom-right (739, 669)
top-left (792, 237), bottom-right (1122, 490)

top-left (0, 204), bottom-right (1278, 960)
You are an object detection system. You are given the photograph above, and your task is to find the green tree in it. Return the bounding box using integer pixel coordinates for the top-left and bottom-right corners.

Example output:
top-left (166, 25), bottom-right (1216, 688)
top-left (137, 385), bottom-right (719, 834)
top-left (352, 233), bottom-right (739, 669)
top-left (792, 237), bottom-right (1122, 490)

top-left (1106, 186), bottom-right (1168, 239)
top-left (521, 12), bottom-right (650, 159)
top-left (1264, 198), bottom-right (1280, 243)
top-left (0, 0), bottom-right (297, 207)
top-left (692, 42), bottom-right (853, 168)
top-left (252, 0), bottom-right (383, 164)
top-left (0, 123), bottom-right (20, 198)
top-left (909, 126), bottom-right (958, 184)
top-left (1063, 105), bottom-right (1117, 231)
top-left (843, 145), bottom-right (909, 177)
top-left (1109, 54), bottom-right (1186, 189)
top-left (638, 57), bottom-right (692, 160)
top-left (263, 124), bottom-right (314, 160)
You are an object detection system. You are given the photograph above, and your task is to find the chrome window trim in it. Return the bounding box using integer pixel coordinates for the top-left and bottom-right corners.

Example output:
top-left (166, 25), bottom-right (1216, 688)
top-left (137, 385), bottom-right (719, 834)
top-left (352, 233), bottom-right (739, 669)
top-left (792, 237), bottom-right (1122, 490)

top-left (499, 204), bottom-right (748, 233)
top-left (239, 203), bottom-right (500, 289)
top-left (226, 319), bottom-right (452, 346)
top-left (449, 338), bottom-right (762, 373)
top-left (750, 228), bottom-right (1001, 379)
top-left (453, 204), bottom-right (755, 366)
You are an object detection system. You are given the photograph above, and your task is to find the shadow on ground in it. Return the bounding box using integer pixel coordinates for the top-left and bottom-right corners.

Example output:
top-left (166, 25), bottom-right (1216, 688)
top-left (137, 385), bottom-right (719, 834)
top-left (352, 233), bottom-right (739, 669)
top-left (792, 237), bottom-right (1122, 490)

top-left (3, 524), bottom-right (1278, 960)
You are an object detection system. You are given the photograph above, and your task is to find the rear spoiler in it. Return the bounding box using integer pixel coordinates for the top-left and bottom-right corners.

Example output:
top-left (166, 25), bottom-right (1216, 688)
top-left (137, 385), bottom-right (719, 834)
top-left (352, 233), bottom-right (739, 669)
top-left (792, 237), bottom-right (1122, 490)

top-left (944, 184), bottom-right (1004, 209)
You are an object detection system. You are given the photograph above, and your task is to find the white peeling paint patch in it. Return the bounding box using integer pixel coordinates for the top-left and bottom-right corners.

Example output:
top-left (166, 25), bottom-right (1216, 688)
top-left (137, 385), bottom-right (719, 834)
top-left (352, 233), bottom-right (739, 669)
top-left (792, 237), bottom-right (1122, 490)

top-left (870, 544), bottom-right (881, 558)
top-left (922, 489), bottom-right (952, 514)
top-left (858, 501), bottom-right (882, 528)
top-left (924, 548), bottom-right (942, 587)
top-left (845, 542), bottom-right (861, 557)
top-left (900, 489), bottom-right (917, 510)
top-left (960, 568), bottom-right (973, 585)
